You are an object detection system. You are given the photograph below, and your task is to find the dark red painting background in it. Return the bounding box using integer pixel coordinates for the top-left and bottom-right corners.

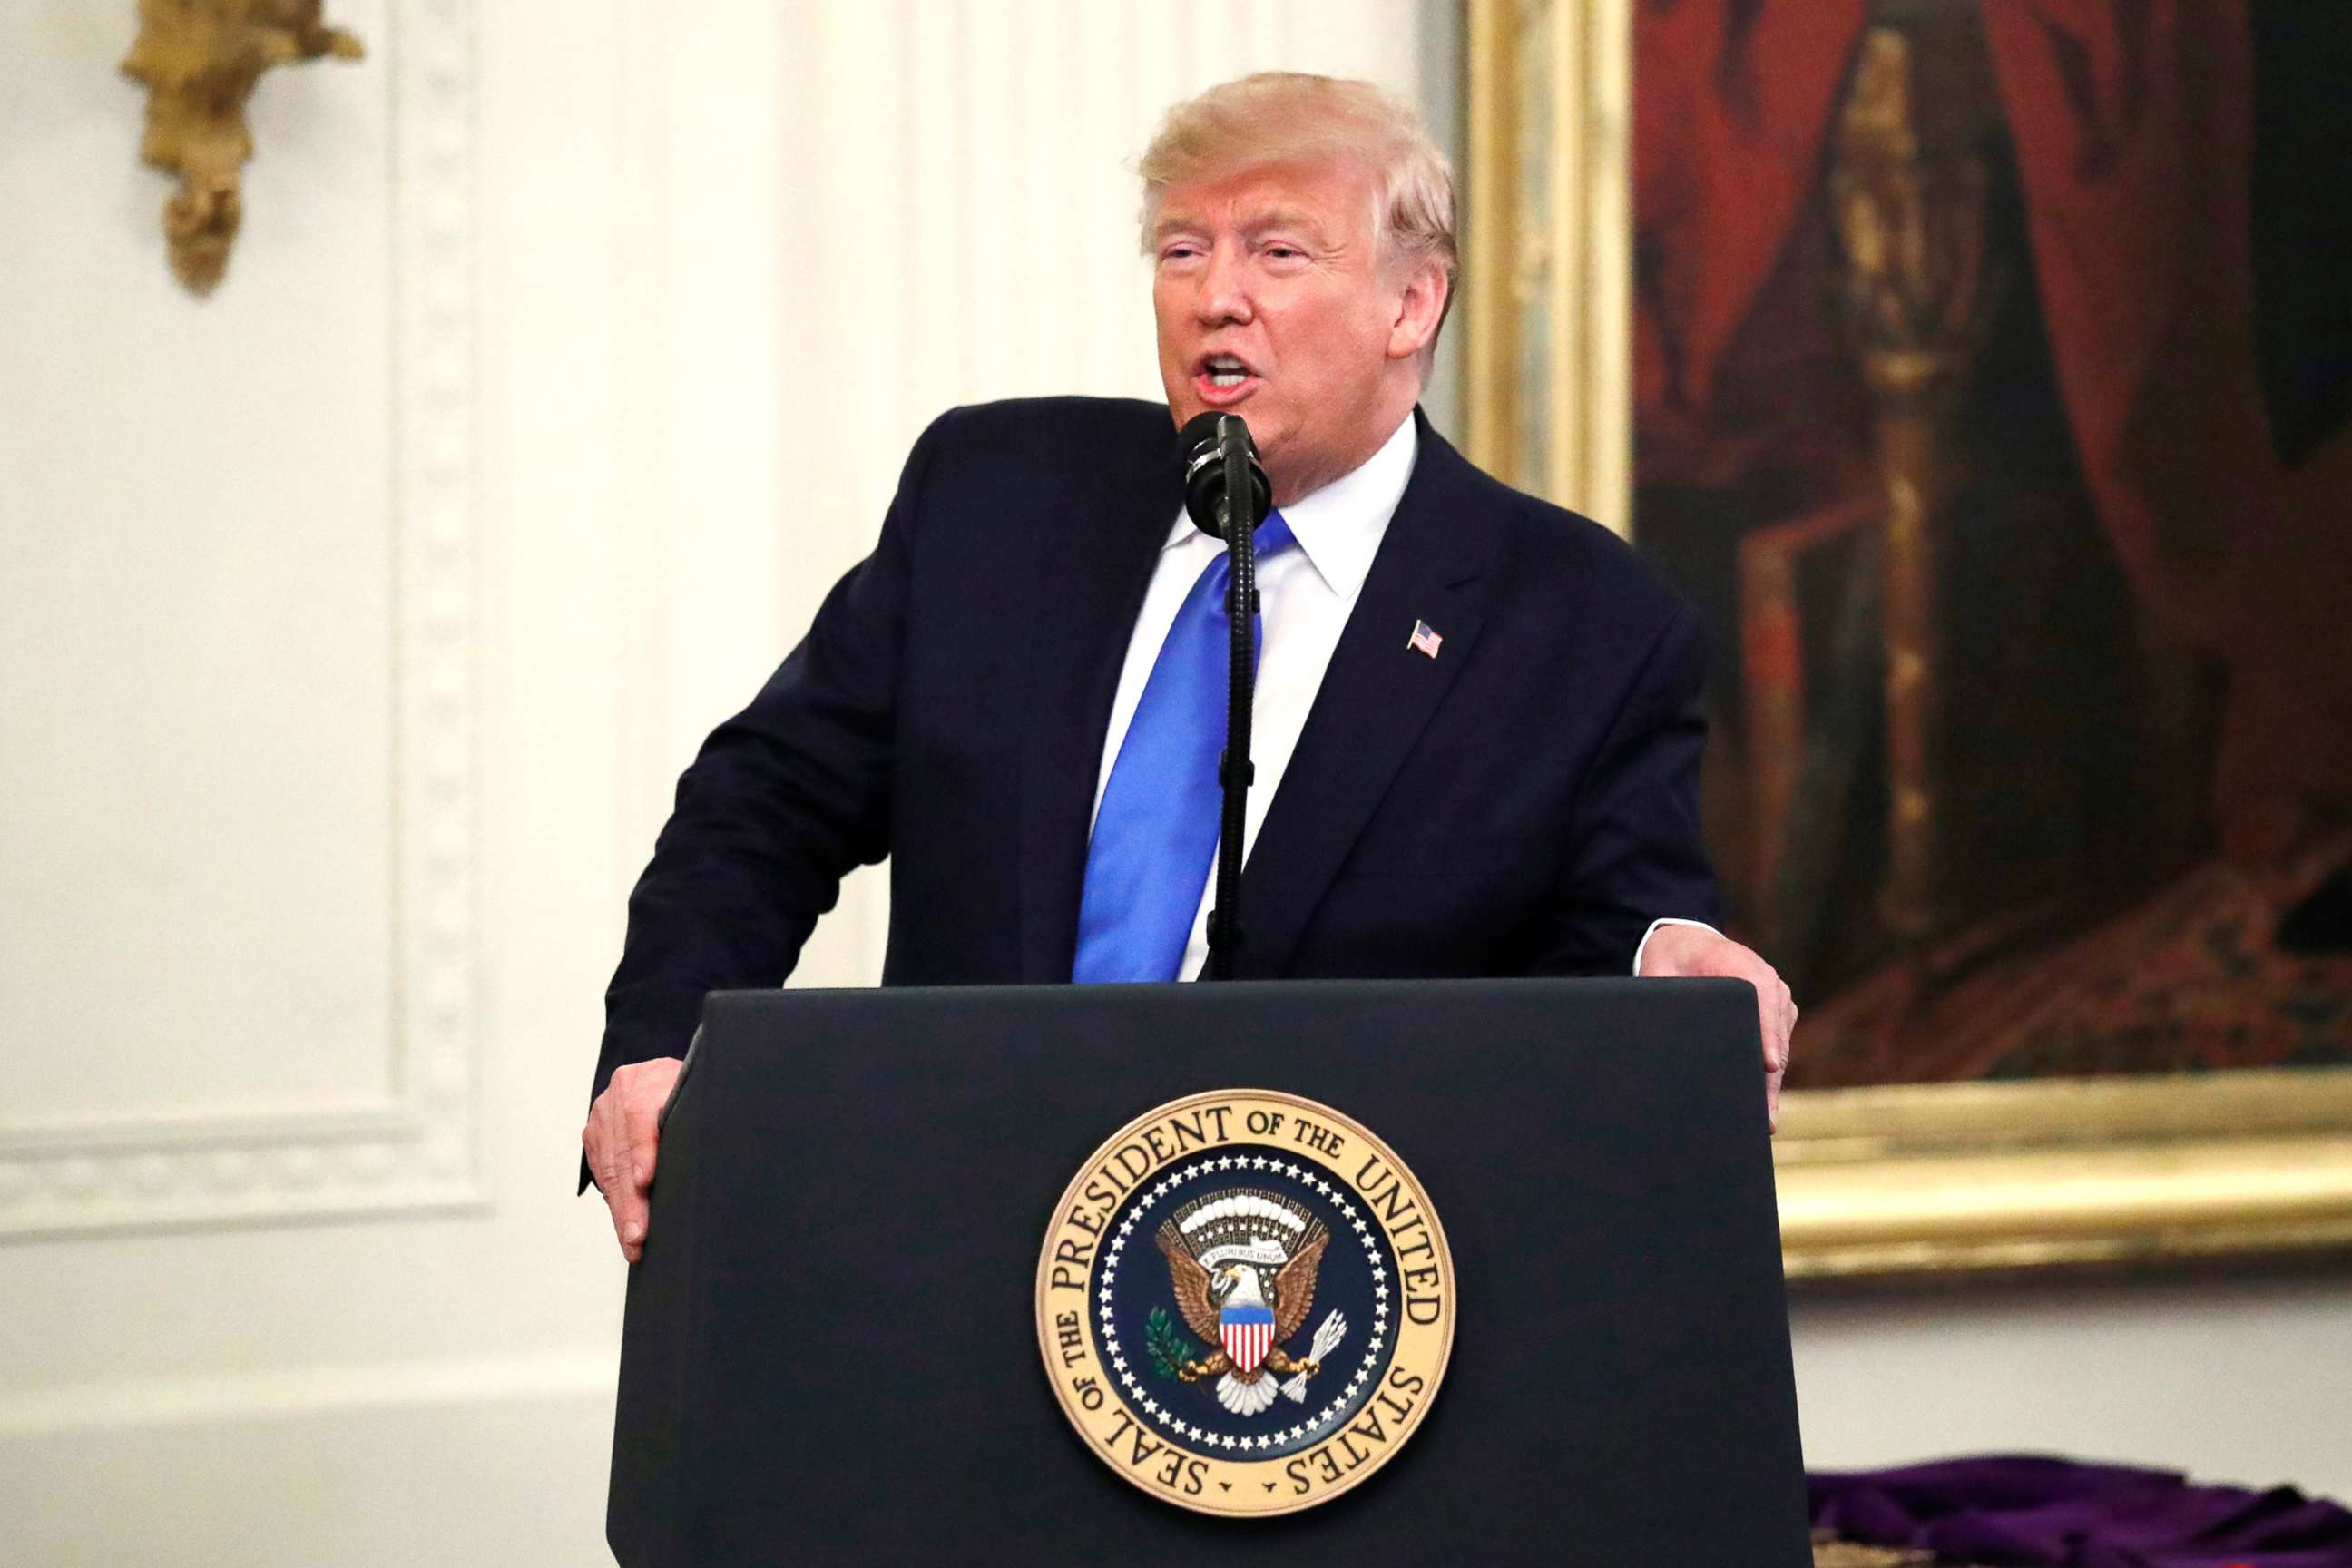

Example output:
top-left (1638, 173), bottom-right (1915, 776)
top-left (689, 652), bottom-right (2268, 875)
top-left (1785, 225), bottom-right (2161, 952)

top-left (1629, 0), bottom-right (2352, 1087)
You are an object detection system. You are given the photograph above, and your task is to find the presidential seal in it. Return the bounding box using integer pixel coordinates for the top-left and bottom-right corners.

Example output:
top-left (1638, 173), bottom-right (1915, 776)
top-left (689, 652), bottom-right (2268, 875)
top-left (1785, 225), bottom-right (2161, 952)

top-left (1034, 1090), bottom-right (1455, 1516)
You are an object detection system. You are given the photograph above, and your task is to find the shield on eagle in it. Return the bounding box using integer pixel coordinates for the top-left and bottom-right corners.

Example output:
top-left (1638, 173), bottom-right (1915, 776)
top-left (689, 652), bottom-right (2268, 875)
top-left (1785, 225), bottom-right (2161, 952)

top-left (1220, 1298), bottom-right (1275, 1373)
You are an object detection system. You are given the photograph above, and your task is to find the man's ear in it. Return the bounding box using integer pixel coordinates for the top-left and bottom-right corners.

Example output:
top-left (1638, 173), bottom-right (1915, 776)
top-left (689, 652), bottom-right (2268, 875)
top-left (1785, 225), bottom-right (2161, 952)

top-left (1386, 260), bottom-right (1449, 363)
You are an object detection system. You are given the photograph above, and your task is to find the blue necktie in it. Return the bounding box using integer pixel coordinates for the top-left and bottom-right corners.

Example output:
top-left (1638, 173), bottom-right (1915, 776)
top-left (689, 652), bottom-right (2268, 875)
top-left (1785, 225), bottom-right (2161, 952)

top-left (1073, 512), bottom-right (1298, 982)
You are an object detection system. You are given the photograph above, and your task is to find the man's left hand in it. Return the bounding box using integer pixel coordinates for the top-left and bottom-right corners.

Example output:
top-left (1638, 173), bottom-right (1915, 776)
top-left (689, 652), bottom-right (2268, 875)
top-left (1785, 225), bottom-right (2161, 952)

top-left (1635, 926), bottom-right (1795, 1133)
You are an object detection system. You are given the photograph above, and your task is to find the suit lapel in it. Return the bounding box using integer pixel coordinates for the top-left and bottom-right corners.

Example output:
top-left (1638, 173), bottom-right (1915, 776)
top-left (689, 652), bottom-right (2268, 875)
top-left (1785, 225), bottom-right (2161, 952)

top-left (1236, 415), bottom-right (1507, 977)
top-left (1016, 436), bottom-right (1182, 982)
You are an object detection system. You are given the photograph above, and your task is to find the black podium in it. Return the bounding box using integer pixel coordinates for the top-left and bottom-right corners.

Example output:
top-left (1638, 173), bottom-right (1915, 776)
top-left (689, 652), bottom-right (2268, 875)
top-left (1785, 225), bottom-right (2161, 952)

top-left (609, 978), bottom-right (1808, 1566)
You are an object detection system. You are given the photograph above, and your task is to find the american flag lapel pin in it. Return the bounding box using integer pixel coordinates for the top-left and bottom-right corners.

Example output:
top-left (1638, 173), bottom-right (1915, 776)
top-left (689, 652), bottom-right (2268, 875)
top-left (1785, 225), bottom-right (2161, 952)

top-left (1407, 619), bottom-right (1444, 659)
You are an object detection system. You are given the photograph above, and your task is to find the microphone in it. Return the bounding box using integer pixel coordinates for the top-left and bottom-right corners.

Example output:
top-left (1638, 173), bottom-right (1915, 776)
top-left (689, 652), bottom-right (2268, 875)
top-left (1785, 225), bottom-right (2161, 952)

top-left (1178, 411), bottom-right (1272, 541)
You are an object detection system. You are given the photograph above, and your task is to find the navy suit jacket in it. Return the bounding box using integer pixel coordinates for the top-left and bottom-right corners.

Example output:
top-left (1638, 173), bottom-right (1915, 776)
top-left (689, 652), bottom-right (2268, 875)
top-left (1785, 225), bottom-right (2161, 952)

top-left (591, 397), bottom-right (1720, 1103)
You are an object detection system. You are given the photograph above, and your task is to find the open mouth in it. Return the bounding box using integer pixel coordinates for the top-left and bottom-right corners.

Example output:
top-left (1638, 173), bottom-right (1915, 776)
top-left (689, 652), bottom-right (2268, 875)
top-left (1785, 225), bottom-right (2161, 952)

top-left (1193, 352), bottom-right (1259, 402)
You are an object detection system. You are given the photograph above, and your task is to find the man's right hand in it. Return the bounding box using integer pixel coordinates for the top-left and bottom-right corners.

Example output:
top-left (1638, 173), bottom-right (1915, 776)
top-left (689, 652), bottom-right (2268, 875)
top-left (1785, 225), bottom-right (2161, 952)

top-left (584, 1056), bottom-right (684, 1263)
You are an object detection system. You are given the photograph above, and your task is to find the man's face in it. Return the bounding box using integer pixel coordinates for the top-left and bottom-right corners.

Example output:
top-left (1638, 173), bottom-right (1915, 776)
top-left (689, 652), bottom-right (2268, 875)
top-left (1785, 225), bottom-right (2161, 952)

top-left (1152, 159), bottom-right (1431, 505)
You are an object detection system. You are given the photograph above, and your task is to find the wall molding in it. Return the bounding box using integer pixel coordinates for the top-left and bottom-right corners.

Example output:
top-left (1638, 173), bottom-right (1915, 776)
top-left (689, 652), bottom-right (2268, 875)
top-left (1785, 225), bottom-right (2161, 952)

top-left (0, 0), bottom-right (482, 1240)
top-left (0, 1349), bottom-right (612, 1436)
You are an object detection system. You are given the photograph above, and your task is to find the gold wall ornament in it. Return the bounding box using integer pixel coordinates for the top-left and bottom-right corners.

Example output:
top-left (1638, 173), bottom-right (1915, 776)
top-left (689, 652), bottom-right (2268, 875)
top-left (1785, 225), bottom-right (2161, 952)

top-left (120, 0), bottom-right (365, 294)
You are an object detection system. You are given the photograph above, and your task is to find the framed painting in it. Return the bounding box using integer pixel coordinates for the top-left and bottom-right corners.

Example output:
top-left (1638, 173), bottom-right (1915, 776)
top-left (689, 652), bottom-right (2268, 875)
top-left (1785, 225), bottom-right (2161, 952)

top-left (1463, 0), bottom-right (2352, 1278)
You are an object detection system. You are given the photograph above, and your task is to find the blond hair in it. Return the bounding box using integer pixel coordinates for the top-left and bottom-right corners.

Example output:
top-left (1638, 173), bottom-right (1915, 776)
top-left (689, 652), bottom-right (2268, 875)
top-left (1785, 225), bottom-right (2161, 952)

top-left (1137, 73), bottom-right (1457, 361)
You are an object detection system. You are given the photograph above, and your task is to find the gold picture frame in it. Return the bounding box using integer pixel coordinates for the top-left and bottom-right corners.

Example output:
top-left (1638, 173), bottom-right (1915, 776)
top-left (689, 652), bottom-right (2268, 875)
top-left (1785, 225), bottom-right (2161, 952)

top-left (1461, 0), bottom-right (2352, 1279)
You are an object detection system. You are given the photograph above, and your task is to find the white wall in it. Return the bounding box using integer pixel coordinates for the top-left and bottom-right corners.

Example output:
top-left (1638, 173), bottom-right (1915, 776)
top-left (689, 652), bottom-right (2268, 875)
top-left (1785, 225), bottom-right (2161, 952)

top-left (1791, 1273), bottom-right (2352, 1501)
top-left (0, 4), bottom-right (1434, 1563)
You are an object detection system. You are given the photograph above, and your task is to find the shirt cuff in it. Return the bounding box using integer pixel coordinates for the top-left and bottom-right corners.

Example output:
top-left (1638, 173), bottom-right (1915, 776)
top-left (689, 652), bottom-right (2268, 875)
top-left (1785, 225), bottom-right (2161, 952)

top-left (1632, 916), bottom-right (1723, 976)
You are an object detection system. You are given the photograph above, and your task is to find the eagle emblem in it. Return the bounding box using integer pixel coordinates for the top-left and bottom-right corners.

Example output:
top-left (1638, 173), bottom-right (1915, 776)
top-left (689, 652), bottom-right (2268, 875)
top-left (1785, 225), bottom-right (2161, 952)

top-left (1150, 1188), bottom-right (1350, 1416)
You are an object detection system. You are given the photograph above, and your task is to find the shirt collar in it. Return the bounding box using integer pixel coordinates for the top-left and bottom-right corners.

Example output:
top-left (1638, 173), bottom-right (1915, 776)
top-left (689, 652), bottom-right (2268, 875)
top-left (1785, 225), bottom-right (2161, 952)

top-left (1162, 411), bottom-right (1419, 603)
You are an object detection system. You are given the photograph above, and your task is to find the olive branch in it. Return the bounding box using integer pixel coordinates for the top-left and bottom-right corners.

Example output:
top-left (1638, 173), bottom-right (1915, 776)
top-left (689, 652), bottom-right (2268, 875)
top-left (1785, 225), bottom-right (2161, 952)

top-left (1143, 1306), bottom-right (1195, 1381)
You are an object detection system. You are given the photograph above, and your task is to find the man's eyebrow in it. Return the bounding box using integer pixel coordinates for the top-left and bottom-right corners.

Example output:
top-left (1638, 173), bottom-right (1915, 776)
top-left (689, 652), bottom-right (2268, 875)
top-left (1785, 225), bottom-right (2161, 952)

top-left (1151, 209), bottom-right (1331, 243)
top-left (1240, 208), bottom-right (1328, 240)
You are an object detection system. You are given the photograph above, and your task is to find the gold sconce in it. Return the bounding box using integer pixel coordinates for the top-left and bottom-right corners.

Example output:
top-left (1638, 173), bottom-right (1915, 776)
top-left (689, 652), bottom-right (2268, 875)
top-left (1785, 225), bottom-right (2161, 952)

top-left (120, 0), bottom-right (364, 295)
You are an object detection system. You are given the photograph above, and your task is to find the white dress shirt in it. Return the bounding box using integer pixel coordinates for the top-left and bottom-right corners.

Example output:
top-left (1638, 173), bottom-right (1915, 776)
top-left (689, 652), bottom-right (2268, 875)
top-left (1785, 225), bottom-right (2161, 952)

top-left (1088, 412), bottom-right (1712, 980)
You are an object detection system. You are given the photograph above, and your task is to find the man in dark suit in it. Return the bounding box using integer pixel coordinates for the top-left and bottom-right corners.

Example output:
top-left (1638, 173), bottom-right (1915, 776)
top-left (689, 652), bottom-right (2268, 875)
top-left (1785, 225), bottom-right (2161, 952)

top-left (583, 73), bottom-right (1794, 1260)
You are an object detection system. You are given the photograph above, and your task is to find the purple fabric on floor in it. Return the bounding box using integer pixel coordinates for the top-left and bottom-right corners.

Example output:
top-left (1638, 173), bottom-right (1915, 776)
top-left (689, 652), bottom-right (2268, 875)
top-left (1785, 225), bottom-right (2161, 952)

top-left (1810, 1456), bottom-right (2352, 1566)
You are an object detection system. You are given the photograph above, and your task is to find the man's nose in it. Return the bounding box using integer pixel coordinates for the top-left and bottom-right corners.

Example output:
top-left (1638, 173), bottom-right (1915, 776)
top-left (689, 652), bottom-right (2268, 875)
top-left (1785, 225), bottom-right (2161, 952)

top-left (1194, 244), bottom-right (1252, 325)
